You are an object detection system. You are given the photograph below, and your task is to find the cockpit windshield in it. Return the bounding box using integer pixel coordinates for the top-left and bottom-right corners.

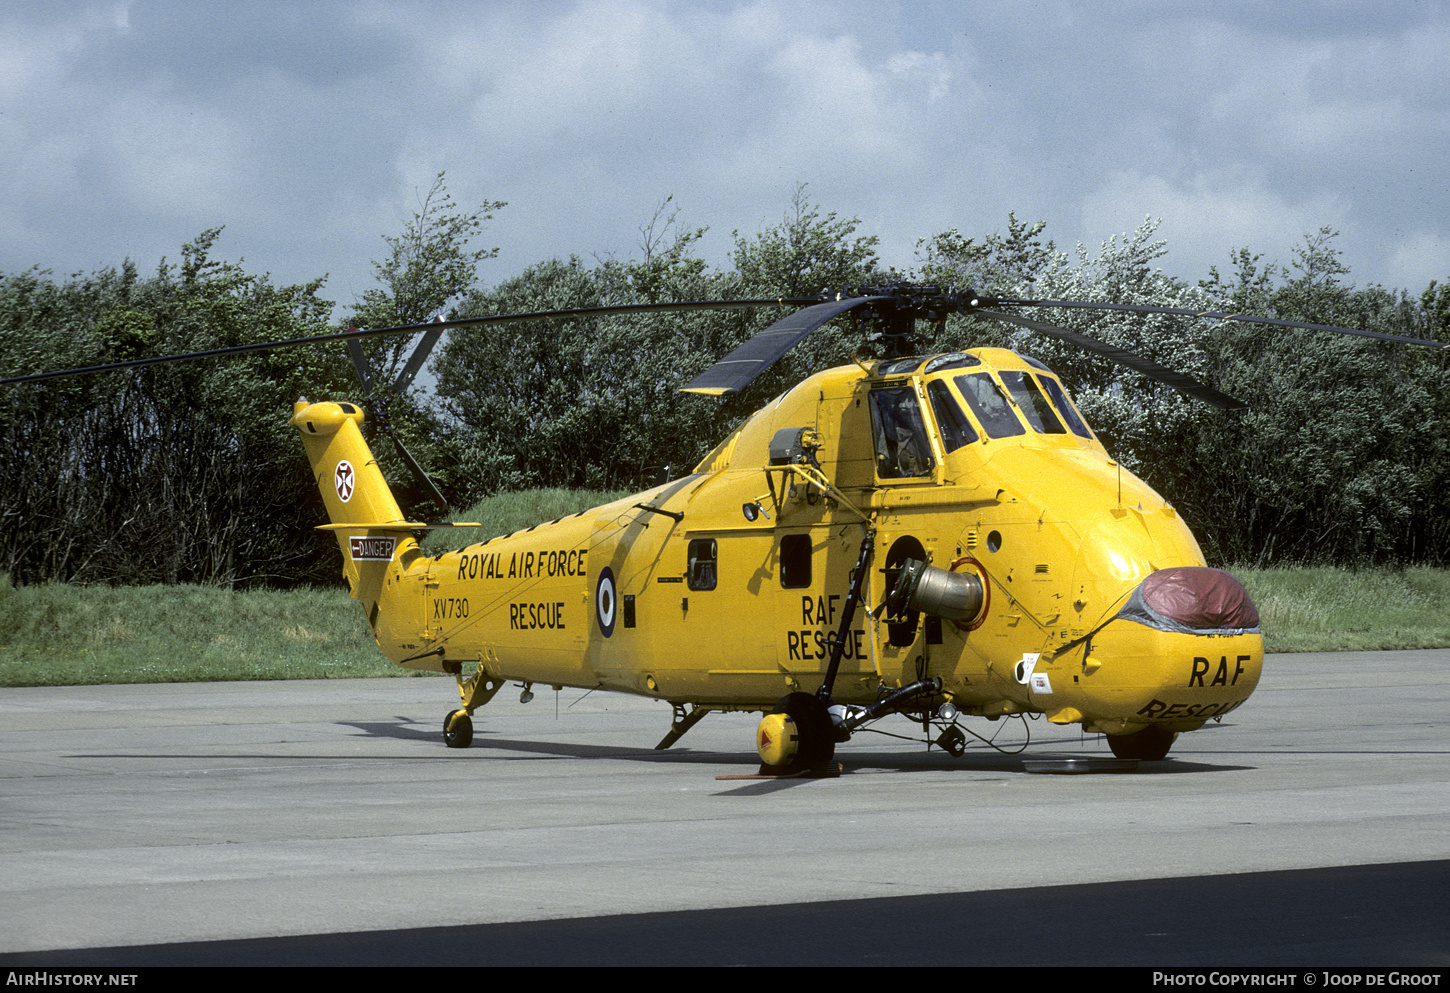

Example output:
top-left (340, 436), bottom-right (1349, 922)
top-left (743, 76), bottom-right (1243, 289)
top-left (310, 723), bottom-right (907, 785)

top-left (954, 372), bottom-right (1026, 439)
top-left (927, 379), bottom-right (977, 452)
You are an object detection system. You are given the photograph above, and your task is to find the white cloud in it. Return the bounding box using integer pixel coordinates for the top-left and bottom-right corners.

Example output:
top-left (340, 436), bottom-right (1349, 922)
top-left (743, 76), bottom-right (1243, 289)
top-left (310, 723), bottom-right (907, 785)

top-left (0, 0), bottom-right (1446, 314)
top-left (1382, 231), bottom-right (1450, 293)
top-left (1080, 169), bottom-right (1348, 279)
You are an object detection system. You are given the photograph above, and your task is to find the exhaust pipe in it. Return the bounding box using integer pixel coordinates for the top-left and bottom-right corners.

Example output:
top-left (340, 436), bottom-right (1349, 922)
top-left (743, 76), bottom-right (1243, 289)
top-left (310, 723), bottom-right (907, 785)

top-left (888, 558), bottom-right (985, 624)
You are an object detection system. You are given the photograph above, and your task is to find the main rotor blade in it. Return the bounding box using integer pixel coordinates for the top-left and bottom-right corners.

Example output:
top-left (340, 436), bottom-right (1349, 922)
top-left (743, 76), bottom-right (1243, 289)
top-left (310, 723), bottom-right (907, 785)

top-left (977, 309), bottom-right (1248, 411)
top-left (0, 298), bottom-right (818, 387)
top-left (997, 297), bottom-right (1450, 351)
top-left (680, 296), bottom-right (889, 396)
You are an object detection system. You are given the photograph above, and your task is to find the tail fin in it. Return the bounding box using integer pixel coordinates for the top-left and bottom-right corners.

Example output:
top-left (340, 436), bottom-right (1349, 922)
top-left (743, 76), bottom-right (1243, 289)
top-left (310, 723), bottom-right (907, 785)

top-left (290, 399), bottom-right (412, 605)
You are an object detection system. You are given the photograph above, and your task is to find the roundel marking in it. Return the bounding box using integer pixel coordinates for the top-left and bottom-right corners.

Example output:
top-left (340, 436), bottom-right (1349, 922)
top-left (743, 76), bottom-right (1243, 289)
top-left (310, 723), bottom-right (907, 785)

top-left (334, 460), bottom-right (355, 502)
top-left (595, 567), bottom-right (617, 637)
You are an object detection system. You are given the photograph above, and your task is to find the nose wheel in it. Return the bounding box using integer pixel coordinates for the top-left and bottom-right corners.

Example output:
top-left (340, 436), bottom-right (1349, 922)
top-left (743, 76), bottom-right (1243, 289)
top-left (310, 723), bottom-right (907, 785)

top-left (1106, 724), bottom-right (1175, 761)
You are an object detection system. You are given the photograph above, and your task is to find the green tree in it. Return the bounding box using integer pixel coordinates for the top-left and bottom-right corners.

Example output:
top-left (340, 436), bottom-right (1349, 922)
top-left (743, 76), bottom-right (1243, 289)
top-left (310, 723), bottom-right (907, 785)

top-left (431, 189), bottom-right (891, 499)
top-left (732, 183), bottom-right (883, 297)
top-left (1194, 229), bottom-right (1450, 564)
top-left (916, 211), bottom-right (1059, 298)
top-left (340, 173), bottom-right (506, 515)
top-left (1421, 280), bottom-right (1450, 339)
top-left (435, 201), bottom-right (754, 493)
top-left (347, 171), bottom-right (506, 385)
top-left (918, 216), bottom-right (1221, 493)
top-left (0, 230), bottom-right (342, 586)
top-left (725, 184), bottom-right (886, 401)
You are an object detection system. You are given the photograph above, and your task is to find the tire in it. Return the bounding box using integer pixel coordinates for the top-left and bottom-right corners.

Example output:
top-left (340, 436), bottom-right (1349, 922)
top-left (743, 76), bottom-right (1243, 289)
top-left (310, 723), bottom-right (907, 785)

top-left (1107, 724), bottom-right (1175, 761)
top-left (772, 692), bottom-right (835, 769)
top-left (444, 709), bottom-right (473, 749)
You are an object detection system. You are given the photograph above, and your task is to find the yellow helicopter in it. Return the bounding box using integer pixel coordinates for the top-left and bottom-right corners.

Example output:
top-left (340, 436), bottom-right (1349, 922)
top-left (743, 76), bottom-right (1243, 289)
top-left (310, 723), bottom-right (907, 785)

top-left (9, 283), bottom-right (1445, 772)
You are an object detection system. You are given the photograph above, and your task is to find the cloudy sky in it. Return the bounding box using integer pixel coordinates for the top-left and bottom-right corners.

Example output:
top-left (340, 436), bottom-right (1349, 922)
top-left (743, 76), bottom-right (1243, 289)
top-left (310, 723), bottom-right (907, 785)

top-left (3, 0), bottom-right (1447, 320)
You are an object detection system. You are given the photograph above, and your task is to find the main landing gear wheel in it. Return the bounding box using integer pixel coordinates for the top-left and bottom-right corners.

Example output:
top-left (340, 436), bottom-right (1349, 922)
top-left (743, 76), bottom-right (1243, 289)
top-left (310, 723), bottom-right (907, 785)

top-left (756, 692), bottom-right (835, 774)
top-left (1106, 724), bottom-right (1176, 761)
top-left (443, 709), bottom-right (473, 749)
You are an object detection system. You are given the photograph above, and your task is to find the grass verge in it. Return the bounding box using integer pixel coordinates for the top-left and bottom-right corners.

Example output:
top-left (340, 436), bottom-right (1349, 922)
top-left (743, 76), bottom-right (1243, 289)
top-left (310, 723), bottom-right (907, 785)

top-left (0, 579), bottom-right (389, 686)
top-left (0, 488), bottom-right (630, 687)
top-left (1241, 565), bottom-right (1450, 652)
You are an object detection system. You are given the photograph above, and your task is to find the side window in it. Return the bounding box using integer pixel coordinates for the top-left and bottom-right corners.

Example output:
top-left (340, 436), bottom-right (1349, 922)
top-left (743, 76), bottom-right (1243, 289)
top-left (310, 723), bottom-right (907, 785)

top-left (780, 534), bottom-right (812, 588)
top-left (927, 379), bottom-right (978, 452)
top-left (1037, 375), bottom-right (1094, 439)
top-left (954, 373), bottom-right (1026, 439)
top-left (869, 386), bottom-right (935, 478)
top-left (687, 538), bottom-right (717, 591)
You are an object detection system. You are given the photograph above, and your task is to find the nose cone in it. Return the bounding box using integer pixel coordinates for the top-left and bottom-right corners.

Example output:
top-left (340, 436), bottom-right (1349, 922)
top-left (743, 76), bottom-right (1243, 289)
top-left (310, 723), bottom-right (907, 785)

top-left (1074, 567), bottom-right (1264, 735)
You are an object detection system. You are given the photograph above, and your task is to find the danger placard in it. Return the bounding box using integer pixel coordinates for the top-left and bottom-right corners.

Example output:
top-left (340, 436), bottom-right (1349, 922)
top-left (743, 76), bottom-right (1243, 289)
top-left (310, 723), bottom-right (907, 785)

top-left (350, 535), bottom-right (396, 561)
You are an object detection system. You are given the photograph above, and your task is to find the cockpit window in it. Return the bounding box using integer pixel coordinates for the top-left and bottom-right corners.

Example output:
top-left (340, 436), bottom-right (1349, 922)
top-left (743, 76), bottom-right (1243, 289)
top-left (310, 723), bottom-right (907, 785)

top-left (876, 356), bottom-right (924, 376)
top-left (927, 379), bottom-right (978, 452)
top-left (924, 352), bottom-right (982, 374)
top-left (954, 373), bottom-right (1025, 439)
top-left (1037, 375), bottom-right (1094, 439)
top-left (999, 370), bottom-right (1066, 434)
top-left (869, 386), bottom-right (935, 478)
